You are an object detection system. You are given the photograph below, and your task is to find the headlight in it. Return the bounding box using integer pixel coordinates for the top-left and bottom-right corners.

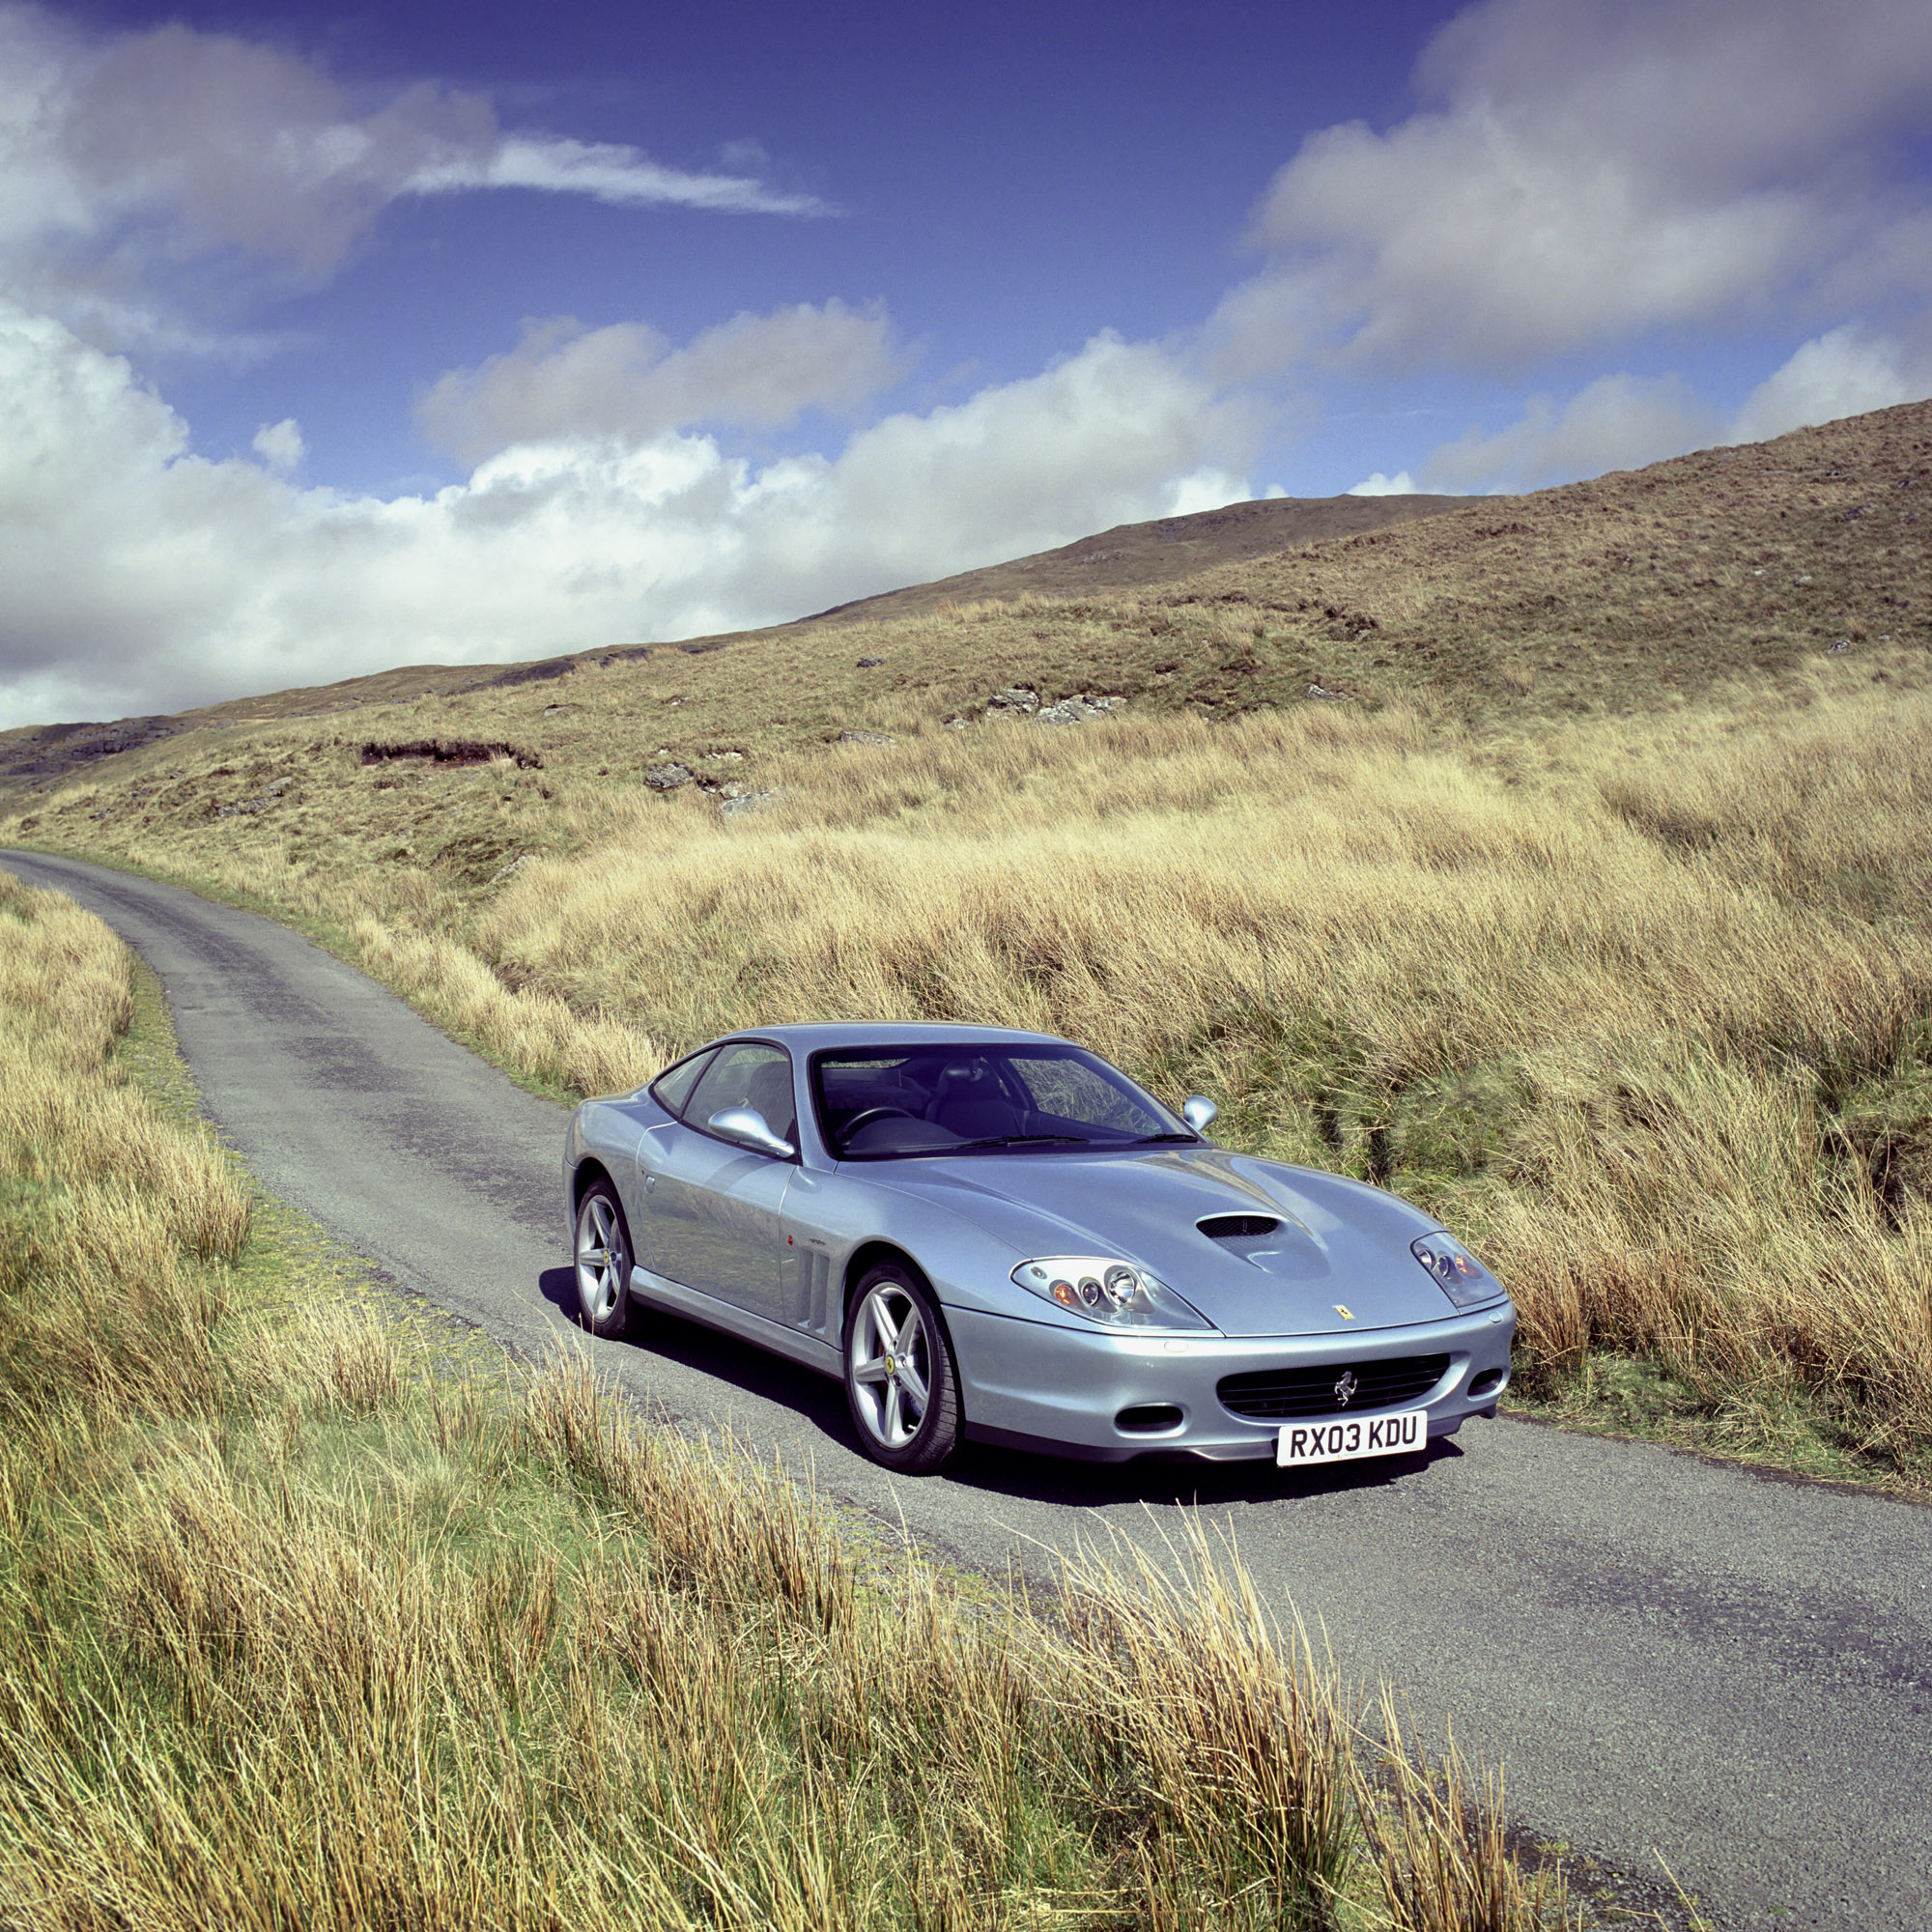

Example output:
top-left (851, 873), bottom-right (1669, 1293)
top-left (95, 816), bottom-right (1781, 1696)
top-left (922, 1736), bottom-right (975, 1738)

top-left (1010, 1256), bottom-right (1214, 1331)
top-left (1410, 1233), bottom-right (1507, 1311)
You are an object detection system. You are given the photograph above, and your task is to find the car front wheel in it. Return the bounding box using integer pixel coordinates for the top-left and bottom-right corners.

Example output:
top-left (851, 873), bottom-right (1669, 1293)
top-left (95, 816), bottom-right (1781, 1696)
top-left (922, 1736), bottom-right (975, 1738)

top-left (844, 1263), bottom-right (961, 1473)
top-left (573, 1176), bottom-right (636, 1340)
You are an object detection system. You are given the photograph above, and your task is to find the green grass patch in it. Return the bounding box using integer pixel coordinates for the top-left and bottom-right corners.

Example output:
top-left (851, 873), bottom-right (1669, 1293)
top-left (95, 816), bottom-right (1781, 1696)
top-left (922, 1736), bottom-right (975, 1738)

top-left (1508, 1354), bottom-right (1932, 1493)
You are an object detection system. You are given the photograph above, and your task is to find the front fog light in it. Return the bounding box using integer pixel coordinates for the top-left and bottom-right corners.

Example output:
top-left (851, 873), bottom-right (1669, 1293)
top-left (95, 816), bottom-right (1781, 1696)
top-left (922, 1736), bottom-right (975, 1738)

top-left (1411, 1233), bottom-right (1507, 1311)
top-left (1013, 1257), bottom-right (1213, 1332)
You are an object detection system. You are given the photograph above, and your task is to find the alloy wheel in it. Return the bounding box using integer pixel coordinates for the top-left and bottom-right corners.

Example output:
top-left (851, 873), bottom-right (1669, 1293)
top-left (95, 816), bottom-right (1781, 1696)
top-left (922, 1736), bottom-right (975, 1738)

top-left (849, 1281), bottom-right (931, 1449)
top-left (576, 1191), bottom-right (628, 1325)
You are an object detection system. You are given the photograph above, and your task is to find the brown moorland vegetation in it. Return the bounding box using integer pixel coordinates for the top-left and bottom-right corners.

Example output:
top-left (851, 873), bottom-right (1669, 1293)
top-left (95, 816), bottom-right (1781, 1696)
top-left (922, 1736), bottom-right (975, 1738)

top-left (0, 870), bottom-right (1584, 1929)
top-left (3, 400), bottom-right (1930, 1487)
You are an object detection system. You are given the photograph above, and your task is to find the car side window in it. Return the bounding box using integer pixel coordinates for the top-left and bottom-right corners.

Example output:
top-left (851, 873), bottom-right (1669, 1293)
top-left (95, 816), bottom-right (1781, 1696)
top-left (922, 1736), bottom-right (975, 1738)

top-left (685, 1041), bottom-right (797, 1149)
top-left (648, 1047), bottom-right (718, 1121)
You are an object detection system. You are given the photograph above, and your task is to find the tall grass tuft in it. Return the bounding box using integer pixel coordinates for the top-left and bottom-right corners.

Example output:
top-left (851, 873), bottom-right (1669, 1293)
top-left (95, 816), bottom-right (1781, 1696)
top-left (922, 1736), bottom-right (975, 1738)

top-left (1356, 1691), bottom-right (1577, 1932)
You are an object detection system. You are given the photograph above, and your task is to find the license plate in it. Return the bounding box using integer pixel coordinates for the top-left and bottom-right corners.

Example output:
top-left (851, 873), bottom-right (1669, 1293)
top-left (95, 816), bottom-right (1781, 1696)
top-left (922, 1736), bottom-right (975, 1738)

top-left (1277, 1408), bottom-right (1428, 1466)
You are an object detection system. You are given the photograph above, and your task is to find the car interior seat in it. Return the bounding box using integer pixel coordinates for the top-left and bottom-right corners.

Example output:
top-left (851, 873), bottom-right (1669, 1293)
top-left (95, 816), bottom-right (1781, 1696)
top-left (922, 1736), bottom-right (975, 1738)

top-left (925, 1060), bottom-right (1024, 1140)
top-left (737, 1059), bottom-right (798, 1145)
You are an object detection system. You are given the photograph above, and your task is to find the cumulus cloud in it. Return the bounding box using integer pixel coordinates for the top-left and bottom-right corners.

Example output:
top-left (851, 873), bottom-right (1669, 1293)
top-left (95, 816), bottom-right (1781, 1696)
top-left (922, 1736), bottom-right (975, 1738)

top-left (1416, 372), bottom-right (1720, 494)
top-left (1346, 470), bottom-right (1416, 497)
top-left (1167, 473), bottom-right (1252, 515)
top-left (0, 308), bottom-right (1257, 726)
top-left (1387, 329), bottom-right (1932, 496)
top-left (0, 3), bottom-right (826, 349)
top-left (1216, 0), bottom-right (1932, 376)
top-left (416, 301), bottom-right (904, 465)
top-left (251, 418), bottom-right (304, 473)
top-left (1731, 326), bottom-right (1932, 442)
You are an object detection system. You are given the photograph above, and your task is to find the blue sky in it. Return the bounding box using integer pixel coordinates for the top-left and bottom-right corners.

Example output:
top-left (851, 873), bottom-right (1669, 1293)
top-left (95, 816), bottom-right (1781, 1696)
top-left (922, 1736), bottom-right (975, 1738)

top-left (3, 0), bottom-right (1930, 724)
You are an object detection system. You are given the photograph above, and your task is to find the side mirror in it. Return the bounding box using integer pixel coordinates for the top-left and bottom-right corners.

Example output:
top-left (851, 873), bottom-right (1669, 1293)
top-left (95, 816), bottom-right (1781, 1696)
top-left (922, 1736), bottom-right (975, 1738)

top-left (708, 1106), bottom-right (796, 1160)
top-left (1181, 1094), bottom-right (1218, 1134)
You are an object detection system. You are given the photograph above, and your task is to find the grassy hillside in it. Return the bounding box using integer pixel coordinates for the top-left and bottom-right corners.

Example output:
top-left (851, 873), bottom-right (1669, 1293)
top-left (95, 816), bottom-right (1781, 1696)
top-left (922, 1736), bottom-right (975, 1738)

top-left (4, 400), bottom-right (1930, 1488)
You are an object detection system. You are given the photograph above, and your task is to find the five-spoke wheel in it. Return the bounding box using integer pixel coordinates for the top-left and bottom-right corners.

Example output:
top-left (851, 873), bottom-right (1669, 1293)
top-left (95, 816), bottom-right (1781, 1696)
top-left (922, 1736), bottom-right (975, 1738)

top-left (844, 1262), bottom-right (960, 1473)
top-left (573, 1177), bottom-right (635, 1340)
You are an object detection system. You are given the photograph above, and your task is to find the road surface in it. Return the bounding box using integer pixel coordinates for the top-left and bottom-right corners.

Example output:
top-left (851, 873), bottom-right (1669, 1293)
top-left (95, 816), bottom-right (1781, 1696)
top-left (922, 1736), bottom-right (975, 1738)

top-left (6, 849), bottom-right (1928, 1930)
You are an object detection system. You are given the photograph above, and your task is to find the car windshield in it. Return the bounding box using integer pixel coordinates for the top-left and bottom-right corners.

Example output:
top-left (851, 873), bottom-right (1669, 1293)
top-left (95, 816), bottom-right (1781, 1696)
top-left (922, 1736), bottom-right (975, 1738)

top-left (813, 1043), bottom-right (1189, 1159)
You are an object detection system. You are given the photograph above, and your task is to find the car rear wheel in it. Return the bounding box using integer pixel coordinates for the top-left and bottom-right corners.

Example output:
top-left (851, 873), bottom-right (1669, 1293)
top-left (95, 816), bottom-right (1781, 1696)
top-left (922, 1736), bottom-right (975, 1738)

top-left (844, 1263), bottom-right (961, 1473)
top-left (573, 1177), bottom-right (635, 1340)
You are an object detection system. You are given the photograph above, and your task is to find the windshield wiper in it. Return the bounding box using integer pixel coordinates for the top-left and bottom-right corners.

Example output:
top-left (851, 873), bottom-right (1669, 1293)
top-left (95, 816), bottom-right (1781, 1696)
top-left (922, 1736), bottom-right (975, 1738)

top-left (952, 1133), bottom-right (1094, 1150)
top-left (1130, 1131), bottom-right (1199, 1144)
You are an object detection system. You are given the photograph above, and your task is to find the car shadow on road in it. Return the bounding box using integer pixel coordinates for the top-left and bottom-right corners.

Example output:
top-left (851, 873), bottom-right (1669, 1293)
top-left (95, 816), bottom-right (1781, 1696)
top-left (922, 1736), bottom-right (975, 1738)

top-left (539, 1265), bottom-right (855, 1437)
top-left (949, 1433), bottom-right (1465, 1510)
top-left (539, 1265), bottom-right (1466, 1509)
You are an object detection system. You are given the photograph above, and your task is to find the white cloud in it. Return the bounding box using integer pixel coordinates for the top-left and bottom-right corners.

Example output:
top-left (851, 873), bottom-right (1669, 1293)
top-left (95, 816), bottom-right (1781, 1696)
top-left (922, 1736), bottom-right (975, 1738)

top-left (0, 309), bottom-right (1258, 726)
top-left (1413, 373), bottom-right (1719, 495)
top-left (416, 301), bottom-right (904, 465)
top-left (1730, 327), bottom-right (1932, 442)
top-left (403, 136), bottom-right (826, 215)
top-left (1215, 0), bottom-right (1932, 377)
top-left (251, 418), bottom-right (304, 473)
top-left (0, 4), bottom-right (826, 351)
top-left (1346, 470), bottom-right (1416, 497)
top-left (1165, 472), bottom-right (1252, 515)
top-left (1391, 331), bottom-right (1932, 497)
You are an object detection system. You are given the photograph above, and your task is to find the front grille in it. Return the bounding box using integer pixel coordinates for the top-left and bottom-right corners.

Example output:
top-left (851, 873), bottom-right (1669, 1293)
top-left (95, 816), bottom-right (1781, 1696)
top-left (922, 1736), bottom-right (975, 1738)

top-left (1217, 1353), bottom-right (1451, 1422)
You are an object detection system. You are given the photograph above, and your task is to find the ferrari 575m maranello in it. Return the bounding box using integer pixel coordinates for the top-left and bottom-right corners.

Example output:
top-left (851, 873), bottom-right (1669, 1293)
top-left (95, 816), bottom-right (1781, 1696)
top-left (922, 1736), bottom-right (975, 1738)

top-left (563, 1023), bottom-right (1515, 1473)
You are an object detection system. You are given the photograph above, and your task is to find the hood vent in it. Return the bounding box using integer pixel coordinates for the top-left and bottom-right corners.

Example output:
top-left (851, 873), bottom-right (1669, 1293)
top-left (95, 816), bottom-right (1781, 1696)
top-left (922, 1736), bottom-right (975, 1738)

top-left (1197, 1210), bottom-right (1327, 1281)
top-left (1198, 1213), bottom-right (1281, 1241)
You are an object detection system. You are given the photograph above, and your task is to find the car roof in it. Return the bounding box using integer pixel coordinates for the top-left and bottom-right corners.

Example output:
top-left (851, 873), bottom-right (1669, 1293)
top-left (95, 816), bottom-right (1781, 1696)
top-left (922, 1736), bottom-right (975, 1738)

top-left (706, 1021), bottom-right (1071, 1053)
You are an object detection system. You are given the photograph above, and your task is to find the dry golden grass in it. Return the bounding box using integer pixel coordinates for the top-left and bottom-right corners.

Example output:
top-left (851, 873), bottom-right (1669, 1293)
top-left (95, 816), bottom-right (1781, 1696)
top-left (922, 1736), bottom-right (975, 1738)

top-left (0, 875), bottom-right (248, 1420)
top-left (1, 866), bottom-right (1583, 1929)
top-left (513, 673), bottom-right (1929, 1466)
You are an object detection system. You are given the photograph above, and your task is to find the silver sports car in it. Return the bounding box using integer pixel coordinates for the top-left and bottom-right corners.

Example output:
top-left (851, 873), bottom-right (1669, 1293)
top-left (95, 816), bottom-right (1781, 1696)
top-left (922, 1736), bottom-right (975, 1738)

top-left (563, 1023), bottom-right (1515, 1474)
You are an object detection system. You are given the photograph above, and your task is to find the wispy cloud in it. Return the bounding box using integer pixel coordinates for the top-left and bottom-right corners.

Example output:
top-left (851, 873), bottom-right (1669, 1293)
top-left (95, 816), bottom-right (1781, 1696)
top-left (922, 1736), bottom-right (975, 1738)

top-left (1416, 373), bottom-right (1720, 495)
top-left (0, 3), bottom-right (829, 354)
top-left (404, 135), bottom-right (832, 215)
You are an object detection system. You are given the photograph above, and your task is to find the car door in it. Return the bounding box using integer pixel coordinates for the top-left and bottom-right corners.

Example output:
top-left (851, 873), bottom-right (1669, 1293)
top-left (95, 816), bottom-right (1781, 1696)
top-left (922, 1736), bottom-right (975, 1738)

top-left (637, 1040), bottom-right (797, 1325)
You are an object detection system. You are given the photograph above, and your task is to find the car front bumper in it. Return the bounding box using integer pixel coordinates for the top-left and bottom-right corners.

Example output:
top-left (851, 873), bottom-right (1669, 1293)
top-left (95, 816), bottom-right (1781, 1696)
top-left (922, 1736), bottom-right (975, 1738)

top-left (946, 1299), bottom-right (1516, 1462)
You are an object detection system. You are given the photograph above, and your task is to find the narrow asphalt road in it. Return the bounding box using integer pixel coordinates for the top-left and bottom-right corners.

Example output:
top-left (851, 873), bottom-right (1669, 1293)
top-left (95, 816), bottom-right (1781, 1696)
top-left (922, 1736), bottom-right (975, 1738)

top-left (7, 850), bottom-right (1929, 1930)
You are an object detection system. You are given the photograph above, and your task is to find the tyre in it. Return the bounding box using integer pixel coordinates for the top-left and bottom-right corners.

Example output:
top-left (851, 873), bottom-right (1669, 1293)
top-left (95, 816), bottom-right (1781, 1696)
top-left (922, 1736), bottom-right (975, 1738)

top-left (843, 1261), bottom-right (962, 1473)
top-left (573, 1176), bottom-right (636, 1340)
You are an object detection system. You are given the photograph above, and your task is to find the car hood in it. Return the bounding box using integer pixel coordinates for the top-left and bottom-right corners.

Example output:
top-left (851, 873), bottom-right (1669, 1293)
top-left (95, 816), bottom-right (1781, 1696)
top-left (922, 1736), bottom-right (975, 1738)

top-left (870, 1147), bottom-right (1462, 1336)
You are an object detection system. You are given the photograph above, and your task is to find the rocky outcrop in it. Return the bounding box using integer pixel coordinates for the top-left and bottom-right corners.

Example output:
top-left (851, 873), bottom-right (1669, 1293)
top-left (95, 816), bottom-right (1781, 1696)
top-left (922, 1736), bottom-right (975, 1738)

top-left (983, 689), bottom-right (1126, 724)
top-left (1037, 694), bottom-right (1126, 725)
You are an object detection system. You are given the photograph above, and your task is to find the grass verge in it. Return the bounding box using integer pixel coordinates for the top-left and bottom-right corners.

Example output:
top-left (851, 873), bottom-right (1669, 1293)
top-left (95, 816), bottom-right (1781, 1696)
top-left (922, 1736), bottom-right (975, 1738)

top-left (2, 865), bottom-right (1601, 1928)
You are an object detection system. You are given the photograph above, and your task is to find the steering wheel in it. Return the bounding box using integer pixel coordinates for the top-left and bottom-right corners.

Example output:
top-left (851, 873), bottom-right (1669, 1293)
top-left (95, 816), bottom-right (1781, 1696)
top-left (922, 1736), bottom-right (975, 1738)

top-left (840, 1106), bottom-right (916, 1140)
